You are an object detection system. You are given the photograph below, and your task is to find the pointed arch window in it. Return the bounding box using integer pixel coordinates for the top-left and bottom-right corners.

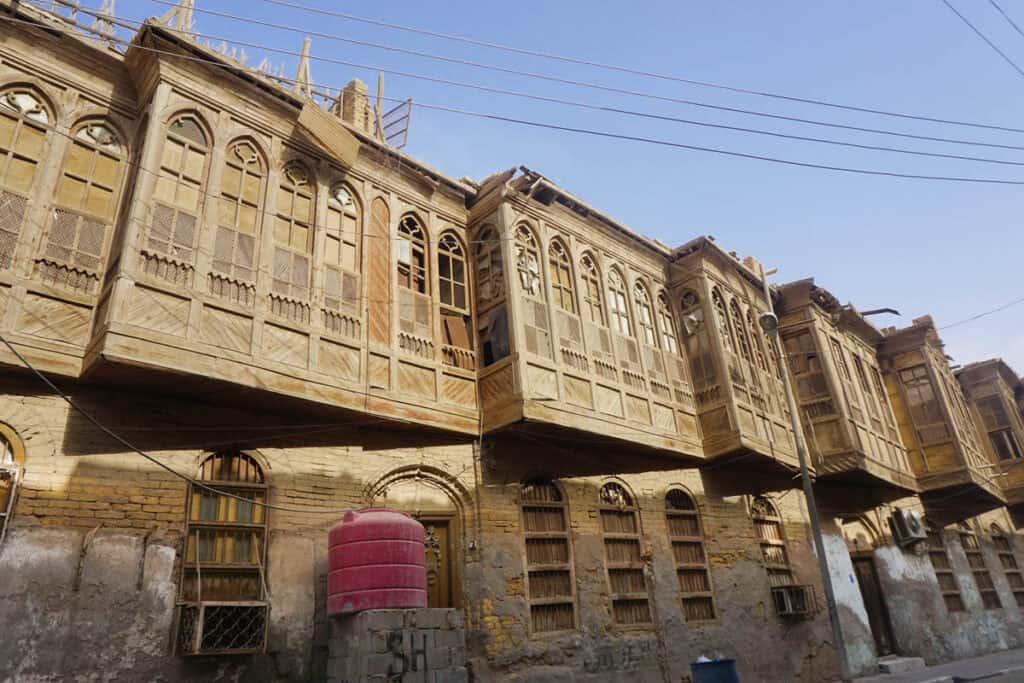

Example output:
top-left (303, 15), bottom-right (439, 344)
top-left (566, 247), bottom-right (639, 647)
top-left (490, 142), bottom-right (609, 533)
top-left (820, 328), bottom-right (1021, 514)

top-left (214, 140), bottom-right (264, 286)
top-left (514, 225), bottom-right (541, 297)
top-left (666, 489), bottom-right (715, 620)
top-left (729, 299), bottom-right (753, 363)
top-left (925, 521), bottom-right (964, 612)
top-left (710, 288), bottom-right (735, 354)
top-left (475, 225), bottom-right (504, 310)
top-left (548, 239), bottom-right (576, 314)
top-left (271, 162), bottom-right (313, 302)
top-left (599, 482), bottom-right (652, 625)
top-left (747, 310), bottom-right (768, 372)
top-left (579, 253), bottom-right (605, 326)
top-left (521, 479), bottom-right (576, 633)
top-left (0, 87), bottom-right (53, 269)
top-left (397, 215), bottom-right (427, 293)
top-left (657, 292), bottom-right (680, 355)
top-left (607, 268), bottom-right (632, 336)
top-left (323, 184), bottom-right (360, 311)
top-left (151, 113), bottom-right (209, 265)
top-left (990, 523), bottom-right (1024, 607)
top-left (681, 290), bottom-right (716, 388)
top-left (45, 120), bottom-right (126, 285)
top-left (633, 281), bottom-right (657, 347)
top-left (750, 496), bottom-right (793, 586)
top-left (438, 232), bottom-right (473, 363)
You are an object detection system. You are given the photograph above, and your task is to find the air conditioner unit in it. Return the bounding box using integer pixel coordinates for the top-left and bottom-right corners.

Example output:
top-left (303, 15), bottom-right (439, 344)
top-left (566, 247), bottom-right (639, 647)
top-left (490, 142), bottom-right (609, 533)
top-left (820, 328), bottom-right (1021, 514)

top-left (889, 508), bottom-right (927, 547)
top-left (771, 585), bottom-right (815, 618)
top-left (175, 602), bottom-right (268, 656)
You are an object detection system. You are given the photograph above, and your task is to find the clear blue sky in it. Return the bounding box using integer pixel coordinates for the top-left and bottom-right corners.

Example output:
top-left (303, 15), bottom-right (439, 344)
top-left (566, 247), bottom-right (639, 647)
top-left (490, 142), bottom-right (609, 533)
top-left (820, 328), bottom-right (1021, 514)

top-left (118, 0), bottom-right (1024, 370)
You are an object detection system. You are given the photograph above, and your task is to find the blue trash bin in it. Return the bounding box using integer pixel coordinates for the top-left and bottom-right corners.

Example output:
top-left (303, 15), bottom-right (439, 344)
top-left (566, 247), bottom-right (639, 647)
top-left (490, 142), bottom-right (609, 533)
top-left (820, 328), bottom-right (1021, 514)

top-left (690, 658), bottom-right (740, 683)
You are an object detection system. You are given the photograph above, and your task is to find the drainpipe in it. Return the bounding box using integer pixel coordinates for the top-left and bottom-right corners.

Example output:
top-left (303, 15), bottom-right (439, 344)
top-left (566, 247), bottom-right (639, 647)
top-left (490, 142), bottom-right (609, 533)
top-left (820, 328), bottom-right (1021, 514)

top-left (757, 265), bottom-right (851, 681)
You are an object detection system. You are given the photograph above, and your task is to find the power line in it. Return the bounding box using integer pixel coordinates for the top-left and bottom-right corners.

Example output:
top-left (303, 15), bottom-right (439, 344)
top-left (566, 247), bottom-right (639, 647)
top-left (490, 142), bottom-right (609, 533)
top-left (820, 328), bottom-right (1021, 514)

top-left (248, 0), bottom-right (1024, 136)
top-left (940, 294), bottom-right (1024, 330)
top-left (941, 0), bottom-right (1024, 80)
top-left (50, 2), bottom-right (1024, 156)
top-left (989, 0), bottom-right (1024, 42)
top-left (12, 14), bottom-right (1024, 185)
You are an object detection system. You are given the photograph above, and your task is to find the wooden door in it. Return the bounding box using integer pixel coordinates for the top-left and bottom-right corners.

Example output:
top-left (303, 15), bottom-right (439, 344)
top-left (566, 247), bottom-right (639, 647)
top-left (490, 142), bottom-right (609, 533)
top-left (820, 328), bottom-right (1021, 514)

top-left (422, 520), bottom-right (452, 608)
top-left (852, 556), bottom-right (896, 656)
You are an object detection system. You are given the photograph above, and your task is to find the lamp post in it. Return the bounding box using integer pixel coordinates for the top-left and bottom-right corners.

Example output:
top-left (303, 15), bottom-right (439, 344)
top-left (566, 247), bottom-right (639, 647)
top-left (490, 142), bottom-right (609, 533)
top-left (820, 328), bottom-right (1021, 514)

top-left (757, 265), bottom-right (851, 681)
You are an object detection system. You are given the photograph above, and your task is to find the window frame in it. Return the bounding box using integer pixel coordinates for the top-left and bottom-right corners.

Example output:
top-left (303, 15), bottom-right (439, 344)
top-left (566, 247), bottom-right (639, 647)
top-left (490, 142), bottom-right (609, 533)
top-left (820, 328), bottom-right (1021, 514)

top-left (579, 252), bottom-right (606, 327)
top-left (926, 521), bottom-right (964, 612)
top-left (606, 267), bottom-right (632, 337)
top-left (397, 214), bottom-right (428, 294)
top-left (213, 139), bottom-right (266, 285)
top-left (633, 280), bottom-right (657, 347)
top-left (519, 479), bottom-right (577, 635)
top-left (547, 238), bottom-right (576, 314)
top-left (149, 112), bottom-right (211, 265)
top-left (665, 487), bottom-right (716, 621)
top-left (0, 423), bottom-right (25, 547)
top-left (598, 481), bottom-right (652, 627)
top-left (750, 496), bottom-right (794, 587)
top-left (271, 161), bottom-right (315, 302)
top-left (514, 224), bottom-right (541, 299)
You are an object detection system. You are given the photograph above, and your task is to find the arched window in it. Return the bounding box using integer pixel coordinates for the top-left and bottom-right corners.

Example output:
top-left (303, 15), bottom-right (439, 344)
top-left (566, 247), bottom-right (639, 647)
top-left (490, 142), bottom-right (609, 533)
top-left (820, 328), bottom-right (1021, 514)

top-left (547, 239), bottom-right (575, 314)
top-left (323, 184), bottom-right (360, 311)
top-left (607, 268), bottom-right (631, 336)
top-left (521, 479), bottom-right (576, 632)
top-left (438, 232), bottom-right (473, 363)
top-left (666, 489), bottom-right (715, 620)
top-left (747, 310), bottom-right (768, 372)
top-left (599, 482), bottom-right (651, 625)
top-left (0, 87), bottom-right (53, 269)
top-left (657, 292), bottom-right (680, 355)
top-left (750, 496), bottom-right (793, 586)
top-left (0, 427), bottom-right (24, 545)
top-left (514, 224), bottom-right (541, 297)
top-left (397, 215), bottom-right (427, 293)
top-left (579, 253), bottom-right (605, 326)
top-left (151, 113), bottom-right (209, 265)
top-left (925, 521), bottom-right (963, 612)
top-left (990, 523), bottom-right (1024, 607)
top-left (474, 225), bottom-right (504, 310)
top-left (681, 290), bottom-right (716, 388)
top-left (729, 299), bottom-right (753, 363)
top-left (45, 120), bottom-right (126, 286)
top-left (959, 523), bottom-right (1001, 609)
top-left (213, 140), bottom-right (264, 286)
top-left (271, 162), bottom-right (313, 303)
top-left (710, 288), bottom-right (735, 353)
top-left (633, 281), bottom-right (657, 347)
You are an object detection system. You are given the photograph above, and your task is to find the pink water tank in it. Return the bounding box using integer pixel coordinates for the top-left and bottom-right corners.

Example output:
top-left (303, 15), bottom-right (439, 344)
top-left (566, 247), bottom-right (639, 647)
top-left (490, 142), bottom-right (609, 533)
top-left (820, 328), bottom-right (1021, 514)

top-left (327, 507), bottom-right (427, 615)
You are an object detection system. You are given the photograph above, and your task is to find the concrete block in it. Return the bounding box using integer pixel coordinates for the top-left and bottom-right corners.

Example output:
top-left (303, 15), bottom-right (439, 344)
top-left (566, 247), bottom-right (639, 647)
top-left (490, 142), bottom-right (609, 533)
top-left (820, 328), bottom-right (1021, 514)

top-left (432, 668), bottom-right (469, 683)
top-left (445, 610), bottom-right (465, 629)
top-left (434, 629), bottom-right (464, 649)
top-left (401, 670), bottom-right (427, 683)
top-left (428, 646), bottom-right (451, 669)
top-left (413, 608), bottom-right (450, 630)
top-left (366, 653), bottom-right (400, 677)
top-left (363, 610), bottom-right (406, 632)
top-left (877, 656), bottom-right (926, 674)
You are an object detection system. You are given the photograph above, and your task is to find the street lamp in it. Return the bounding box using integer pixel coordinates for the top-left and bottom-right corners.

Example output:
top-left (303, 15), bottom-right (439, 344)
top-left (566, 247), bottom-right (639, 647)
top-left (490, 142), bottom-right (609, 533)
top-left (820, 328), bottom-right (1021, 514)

top-left (757, 265), bottom-right (851, 681)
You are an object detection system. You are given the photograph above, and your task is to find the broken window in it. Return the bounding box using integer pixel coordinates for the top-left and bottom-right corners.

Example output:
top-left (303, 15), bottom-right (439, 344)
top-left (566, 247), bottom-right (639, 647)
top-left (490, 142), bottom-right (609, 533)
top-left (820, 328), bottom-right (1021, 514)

top-left (899, 365), bottom-right (949, 444)
top-left (474, 225), bottom-right (504, 310)
top-left (477, 306), bottom-right (509, 367)
top-left (666, 489), bottom-right (715, 621)
top-left (607, 268), bottom-right (632, 337)
top-left (178, 451), bottom-right (269, 655)
top-left (521, 479), bottom-right (576, 633)
top-left (45, 120), bottom-right (125, 285)
top-left (438, 232), bottom-right (473, 366)
top-left (0, 86), bottom-right (52, 270)
top-left (926, 521), bottom-right (964, 612)
top-left (710, 288), bottom-right (735, 354)
top-left (0, 427), bottom-right (23, 546)
top-left (151, 114), bottom-right (209, 265)
top-left (397, 214), bottom-right (427, 293)
top-left (547, 238), bottom-right (576, 314)
top-left (680, 290), bottom-right (716, 388)
top-left (599, 482), bottom-right (652, 625)
top-left (514, 224), bottom-right (541, 297)
top-left (750, 496), bottom-right (793, 587)
top-left (214, 140), bottom-right (264, 286)
top-left (323, 184), bottom-right (360, 311)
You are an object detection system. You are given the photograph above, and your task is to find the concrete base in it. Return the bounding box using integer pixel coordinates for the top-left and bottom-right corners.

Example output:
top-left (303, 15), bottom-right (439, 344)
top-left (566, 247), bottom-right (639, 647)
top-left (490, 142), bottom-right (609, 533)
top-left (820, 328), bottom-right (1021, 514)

top-left (877, 656), bottom-right (926, 674)
top-left (327, 608), bottom-right (467, 683)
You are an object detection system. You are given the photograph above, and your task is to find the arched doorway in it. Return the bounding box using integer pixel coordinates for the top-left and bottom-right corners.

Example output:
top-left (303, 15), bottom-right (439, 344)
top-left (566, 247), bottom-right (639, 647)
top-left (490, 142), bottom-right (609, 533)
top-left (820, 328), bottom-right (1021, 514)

top-left (841, 516), bottom-right (896, 656)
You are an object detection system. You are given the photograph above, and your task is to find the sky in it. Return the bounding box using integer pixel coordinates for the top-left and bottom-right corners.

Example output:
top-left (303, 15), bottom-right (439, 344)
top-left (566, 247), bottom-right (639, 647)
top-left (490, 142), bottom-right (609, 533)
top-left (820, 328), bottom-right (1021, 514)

top-left (112, 0), bottom-right (1024, 370)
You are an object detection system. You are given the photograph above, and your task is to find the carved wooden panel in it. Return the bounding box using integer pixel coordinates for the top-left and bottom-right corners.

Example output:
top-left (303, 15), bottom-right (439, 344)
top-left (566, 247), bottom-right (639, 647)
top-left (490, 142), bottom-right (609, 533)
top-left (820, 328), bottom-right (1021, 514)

top-left (563, 374), bottom-right (593, 409)
top-left (676, 411), bottom-right (699, 439)
top-left (595, 384), bottom-right (624, 418)
top-left (480, 365), bottom-right (514, 408)
top-left (319, 339), bottom-right (360, 382)
top-left (398, 360), bottom-right (436, 401)
top-left (625, 394), bottom-right (652, 425)
top-left (369, 353), bottom-right (390, 389)
top-left (367, 197), bottom-right (390, 346)
top-left (442, 373), bottom-right (476, 409)
top-left (527, 363), bottom-right (558, 400)
top-left (122, 286), bottom-right (189, 337)
top-left (262, 324), bottom-right (308, 369)
top-left (17, 293), bottom-right (91, 345)
top-left (200, 305), bottom-right (252, 353)
top-left (652, 403), bottom-right (675, 432)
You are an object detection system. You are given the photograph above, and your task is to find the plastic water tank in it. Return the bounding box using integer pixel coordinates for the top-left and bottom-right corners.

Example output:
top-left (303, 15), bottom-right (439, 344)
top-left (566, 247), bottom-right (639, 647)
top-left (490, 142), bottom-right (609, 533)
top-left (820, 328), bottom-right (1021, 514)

top-left (327, 507), bottom-right (427, 615)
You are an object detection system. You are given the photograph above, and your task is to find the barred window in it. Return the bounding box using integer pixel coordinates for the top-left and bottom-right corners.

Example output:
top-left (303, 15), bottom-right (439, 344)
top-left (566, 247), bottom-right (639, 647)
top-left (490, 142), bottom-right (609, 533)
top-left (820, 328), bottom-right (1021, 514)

top-left (45, 120), bottom-right (125, 279)
top-left (397, 215), bottom-right (427, 294)
top-left (899, 366), bottom-right (949, 444)
top-left (634, 281), bottom-right (657, 347)
top-left (750, 496), bottom-right (793, 587)
top-left (514, 224), bottom-right (541, 297)
top-left (0, 86), bottom-right (53, 270)
top-left (438, 232), bottom-right (473, 359)
top-left (521, 479), bottom-right (576, 633)
top-left (0, 427), bottom-right (24, 546)
top-left (657, 292), bottom-right (680, 355)
top-left (599, 482), bottom-right (651, 625)
top-left (579, 253), bottom-right (605, 327)
top-left (548, 238), bottom-right (575, 314)
top-left (323, 184), bottom-right (360, 311)
top-left (926, 521), bottom-right (964, 612)
top-left (213, 140), bottom-right (264, 284)
top-left (666, 489), bottom-right (715, 621)
top-left (607, 268), bottom-right (632, 337)
top-left (272, 162), bottom-right (313, 301)
top-left (959, 524), bottom-right (1001, 610)
top-left (151, 114), bottom-right (209, 264)
top-left (990, 524), bottom-right (1024, 608)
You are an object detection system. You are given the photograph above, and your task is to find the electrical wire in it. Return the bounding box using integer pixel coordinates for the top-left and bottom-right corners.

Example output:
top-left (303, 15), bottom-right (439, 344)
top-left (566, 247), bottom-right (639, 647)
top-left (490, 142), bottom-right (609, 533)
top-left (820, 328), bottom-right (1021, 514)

top-left (939, 294), bottom-right (1024, 330)
top-left (989, 0), bottom-right (1024, 42)
top-left (37, 2), bottom-right (1024, 156)
top-left (941, 0), bottom-right (1024, 80)
top-left (249, 0), bottom-right (1024, 136)
top-left (10, 15), bottom-right (1024, 186)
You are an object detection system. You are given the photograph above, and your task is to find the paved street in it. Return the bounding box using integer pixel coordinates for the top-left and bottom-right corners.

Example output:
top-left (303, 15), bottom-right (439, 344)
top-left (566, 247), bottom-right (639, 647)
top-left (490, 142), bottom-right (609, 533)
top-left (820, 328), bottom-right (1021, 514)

top-left (855, 648), bottom-right (1024, 683)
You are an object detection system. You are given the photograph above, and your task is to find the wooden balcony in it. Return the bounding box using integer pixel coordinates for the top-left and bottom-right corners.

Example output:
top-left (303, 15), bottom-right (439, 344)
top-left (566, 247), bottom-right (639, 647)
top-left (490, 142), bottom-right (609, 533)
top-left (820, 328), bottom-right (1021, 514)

top-left (776, 280), bottom-right (918, 512)
top-left (880, 317), bottom-right (1006, 524)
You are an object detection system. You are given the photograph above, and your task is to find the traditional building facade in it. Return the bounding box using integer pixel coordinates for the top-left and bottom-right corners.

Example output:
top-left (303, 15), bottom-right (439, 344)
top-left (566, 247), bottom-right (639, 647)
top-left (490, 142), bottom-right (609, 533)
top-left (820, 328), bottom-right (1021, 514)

top-left (1, 3), bottom-right (1024, 681)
